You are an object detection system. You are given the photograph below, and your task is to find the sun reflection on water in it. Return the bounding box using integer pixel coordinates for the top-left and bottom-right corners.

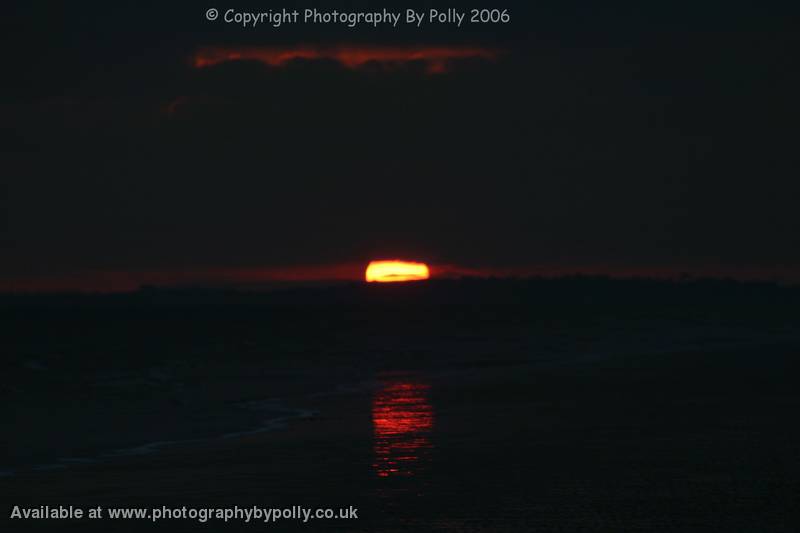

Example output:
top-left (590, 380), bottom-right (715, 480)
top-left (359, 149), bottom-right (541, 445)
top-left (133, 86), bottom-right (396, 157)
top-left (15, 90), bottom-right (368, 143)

top-left (372, 380), bottom-right (434, 478)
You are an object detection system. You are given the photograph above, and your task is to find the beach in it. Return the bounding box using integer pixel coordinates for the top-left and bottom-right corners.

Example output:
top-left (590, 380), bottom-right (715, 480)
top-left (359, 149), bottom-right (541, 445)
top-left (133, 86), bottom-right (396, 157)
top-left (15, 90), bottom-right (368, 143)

top-left (3, 280), bottom-right (800, 531)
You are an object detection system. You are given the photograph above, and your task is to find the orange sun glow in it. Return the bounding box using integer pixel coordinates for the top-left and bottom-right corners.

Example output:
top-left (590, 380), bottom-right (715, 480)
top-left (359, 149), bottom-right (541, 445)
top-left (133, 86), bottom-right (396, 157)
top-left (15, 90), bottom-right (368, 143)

top-left (365, 260), bottom-right (430, 283)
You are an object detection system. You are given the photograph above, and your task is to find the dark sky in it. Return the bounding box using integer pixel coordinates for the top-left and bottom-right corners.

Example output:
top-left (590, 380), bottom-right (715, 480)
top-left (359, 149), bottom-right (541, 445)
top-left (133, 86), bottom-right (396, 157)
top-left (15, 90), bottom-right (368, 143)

top-left (3, 1), bottom-right (799, 289)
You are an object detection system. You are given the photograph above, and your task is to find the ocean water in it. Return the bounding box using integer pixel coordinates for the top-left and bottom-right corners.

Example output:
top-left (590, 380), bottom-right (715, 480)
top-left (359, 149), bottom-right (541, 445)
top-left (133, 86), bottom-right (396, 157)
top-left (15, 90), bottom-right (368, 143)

top-left (3, 280), bottom-right (800, 531)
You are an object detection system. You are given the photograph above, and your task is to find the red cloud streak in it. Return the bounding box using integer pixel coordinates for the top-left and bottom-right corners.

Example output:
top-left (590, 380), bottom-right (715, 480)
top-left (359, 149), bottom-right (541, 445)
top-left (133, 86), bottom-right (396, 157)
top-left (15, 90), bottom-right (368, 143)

top-left (193, 45), bottom-right (499, 73)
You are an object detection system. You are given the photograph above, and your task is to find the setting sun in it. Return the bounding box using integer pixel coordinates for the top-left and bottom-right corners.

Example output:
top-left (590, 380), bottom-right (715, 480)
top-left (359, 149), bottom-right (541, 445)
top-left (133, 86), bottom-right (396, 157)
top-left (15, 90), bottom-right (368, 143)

top-left (365, 260), bottom-right (430, 283)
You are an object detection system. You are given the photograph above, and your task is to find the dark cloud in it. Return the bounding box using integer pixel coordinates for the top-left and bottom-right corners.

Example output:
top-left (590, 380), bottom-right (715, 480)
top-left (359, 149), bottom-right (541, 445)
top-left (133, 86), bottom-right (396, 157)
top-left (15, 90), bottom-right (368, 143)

top-left (3, 1), bottom-right (800, 289)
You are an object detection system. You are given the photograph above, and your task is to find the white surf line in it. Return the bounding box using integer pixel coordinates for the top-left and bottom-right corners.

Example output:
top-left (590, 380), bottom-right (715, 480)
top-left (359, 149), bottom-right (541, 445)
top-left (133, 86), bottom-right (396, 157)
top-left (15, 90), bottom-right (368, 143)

top-left (2, 397), bottom-right (319, 477)
top-left (220, 403), bottom-right (316, 439)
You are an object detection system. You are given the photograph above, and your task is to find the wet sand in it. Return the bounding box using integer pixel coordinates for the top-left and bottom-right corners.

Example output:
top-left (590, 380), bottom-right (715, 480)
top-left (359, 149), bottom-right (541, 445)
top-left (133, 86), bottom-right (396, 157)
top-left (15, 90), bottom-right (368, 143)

top-left (3, 281), bottom-right (800, 531)
top-left (4, 344), bottom-right (799, 532)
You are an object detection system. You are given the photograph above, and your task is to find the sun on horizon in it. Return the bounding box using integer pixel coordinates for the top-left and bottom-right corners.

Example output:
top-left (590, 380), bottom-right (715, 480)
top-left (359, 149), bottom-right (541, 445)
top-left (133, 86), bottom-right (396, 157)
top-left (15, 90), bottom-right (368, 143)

top-left (365, 260), bottom-right (430, 283)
